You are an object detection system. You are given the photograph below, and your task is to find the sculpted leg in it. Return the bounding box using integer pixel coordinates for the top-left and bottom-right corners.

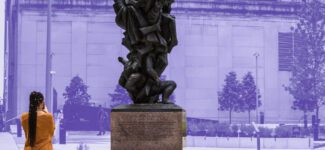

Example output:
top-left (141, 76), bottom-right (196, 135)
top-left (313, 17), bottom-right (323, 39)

top-left (161, 81), bottom-right (177, 104)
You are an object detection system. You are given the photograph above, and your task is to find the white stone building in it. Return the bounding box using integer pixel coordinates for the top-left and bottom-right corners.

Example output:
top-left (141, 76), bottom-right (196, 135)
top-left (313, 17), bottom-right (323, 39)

top-left (4, 0), bottom-right (323, 123)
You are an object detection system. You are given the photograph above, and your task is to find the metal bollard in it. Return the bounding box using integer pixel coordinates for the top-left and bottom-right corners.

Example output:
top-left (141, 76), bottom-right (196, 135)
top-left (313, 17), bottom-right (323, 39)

top-left (59, 120), bottom-right (66, 144)
top-left (0, 114), bottom-right (4, 132)
top-left (16, 118), bottom-right (22, 137)
top-left (252, 122), bottom-right (260, 150)
top-left (256, 133), bottom-right (260, 150)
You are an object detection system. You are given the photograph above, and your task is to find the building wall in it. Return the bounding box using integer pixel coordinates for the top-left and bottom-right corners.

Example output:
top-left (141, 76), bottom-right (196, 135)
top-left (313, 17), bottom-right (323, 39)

top-left (17, 10), bottom-right (124, 114)
top-left (10, 1), bottom-right (323, 123)
top-left (172, 14), bottom-right (302, 123)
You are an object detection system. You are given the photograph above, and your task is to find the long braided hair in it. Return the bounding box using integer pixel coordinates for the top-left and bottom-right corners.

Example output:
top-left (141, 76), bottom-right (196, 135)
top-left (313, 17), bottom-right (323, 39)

top-left (28, 91), bottom-right (44, 147)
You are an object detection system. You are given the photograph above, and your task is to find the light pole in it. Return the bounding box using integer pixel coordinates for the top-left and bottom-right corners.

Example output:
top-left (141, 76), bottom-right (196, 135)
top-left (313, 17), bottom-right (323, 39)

top-left (4, 0), bottom-right (9, 123)
top-left (253, 52), bottom-right (260, 124)
top-left (46, 0), bottom-right (53, 113)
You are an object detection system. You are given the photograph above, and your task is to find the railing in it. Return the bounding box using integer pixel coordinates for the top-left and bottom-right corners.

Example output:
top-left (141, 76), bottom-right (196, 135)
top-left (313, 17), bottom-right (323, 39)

top-left (20, 0), bottom-right (114, 6)
top-left (17, 0), bottom-right (300, 16)
top-left (19, 0), bottom-right (301, 6)
top-left (4, 116), bottom-right (20, 124)
top-left (173, 0), bottom-right (299, 15)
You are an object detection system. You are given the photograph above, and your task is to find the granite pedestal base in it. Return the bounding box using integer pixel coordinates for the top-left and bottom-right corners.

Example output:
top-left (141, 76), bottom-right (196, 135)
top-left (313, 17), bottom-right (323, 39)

top-left (111, 104), bottom-right (186, 150)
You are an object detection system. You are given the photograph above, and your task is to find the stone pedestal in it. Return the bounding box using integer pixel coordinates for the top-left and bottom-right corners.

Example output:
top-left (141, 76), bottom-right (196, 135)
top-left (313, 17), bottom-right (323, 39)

top-left (111, 104), bottom-right (186, 150)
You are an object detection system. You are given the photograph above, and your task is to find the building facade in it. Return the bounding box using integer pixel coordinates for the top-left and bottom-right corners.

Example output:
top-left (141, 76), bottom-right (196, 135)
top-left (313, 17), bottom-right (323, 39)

top-left (4, 0), bottom-right (323, 123)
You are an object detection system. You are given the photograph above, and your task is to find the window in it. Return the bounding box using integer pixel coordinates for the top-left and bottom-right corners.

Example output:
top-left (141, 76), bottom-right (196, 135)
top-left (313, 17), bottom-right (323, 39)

top-left (278, 32), bottom-right (303, 71)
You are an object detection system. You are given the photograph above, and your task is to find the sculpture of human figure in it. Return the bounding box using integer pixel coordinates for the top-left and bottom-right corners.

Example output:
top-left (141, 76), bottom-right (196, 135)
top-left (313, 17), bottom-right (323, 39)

top-left (114, 0), bottom-right (178, 104)
top-left (118, 56), bottom-right (176, 104)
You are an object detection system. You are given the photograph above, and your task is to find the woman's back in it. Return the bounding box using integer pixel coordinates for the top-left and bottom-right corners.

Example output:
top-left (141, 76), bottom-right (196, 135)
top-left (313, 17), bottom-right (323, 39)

top-left (21, 112), bottom-right (55, 150)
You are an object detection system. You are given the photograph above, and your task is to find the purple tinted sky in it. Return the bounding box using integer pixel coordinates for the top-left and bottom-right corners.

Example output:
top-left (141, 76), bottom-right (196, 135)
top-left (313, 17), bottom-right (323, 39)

top-left (0, 1), bottom-right (4, 98)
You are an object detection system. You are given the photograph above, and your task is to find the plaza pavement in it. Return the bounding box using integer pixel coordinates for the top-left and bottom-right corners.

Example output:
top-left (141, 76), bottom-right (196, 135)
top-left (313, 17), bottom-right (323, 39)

top-left (0, 132), bottom-right (19, 150)
top-left (2, 131), bottom-right (325, 150)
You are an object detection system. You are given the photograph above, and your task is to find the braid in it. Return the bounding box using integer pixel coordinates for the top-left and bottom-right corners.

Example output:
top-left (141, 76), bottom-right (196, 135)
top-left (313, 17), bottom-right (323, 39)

top-left (28, 91), bottom-right (44, 147)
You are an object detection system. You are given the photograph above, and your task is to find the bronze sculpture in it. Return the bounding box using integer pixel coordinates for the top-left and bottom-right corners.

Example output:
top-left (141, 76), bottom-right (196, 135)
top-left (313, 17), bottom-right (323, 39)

top-left (113, 0), bottom-right (178, 104)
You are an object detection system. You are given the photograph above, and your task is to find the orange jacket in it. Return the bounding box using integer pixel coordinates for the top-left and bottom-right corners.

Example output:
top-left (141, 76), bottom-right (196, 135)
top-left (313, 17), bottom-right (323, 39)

top-left (21, 112), bottom-right (55, 150)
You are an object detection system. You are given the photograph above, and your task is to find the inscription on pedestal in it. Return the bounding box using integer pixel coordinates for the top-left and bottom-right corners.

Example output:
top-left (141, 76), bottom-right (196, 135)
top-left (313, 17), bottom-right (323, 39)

top-left (111, 105), bottom-right (185, 150)
top-left (115, 113), bottom-right (178, 141)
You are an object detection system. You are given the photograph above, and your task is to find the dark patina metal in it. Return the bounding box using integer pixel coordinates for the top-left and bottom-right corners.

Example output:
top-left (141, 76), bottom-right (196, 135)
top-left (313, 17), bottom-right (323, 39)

top-left (113, 0), bottom-right (178, 104)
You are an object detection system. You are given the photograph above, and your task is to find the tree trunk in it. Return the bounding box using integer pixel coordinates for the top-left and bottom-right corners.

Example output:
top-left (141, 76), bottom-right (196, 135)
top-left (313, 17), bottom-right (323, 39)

top-left (229, 110), bottom-right (232, 124)
top-left (248, 110), bottom-right (251, 124)
top-left (316, 106), bottom-right (319, 123)
top-left (303, 111), bottom-right (307, 129)
top-left (315, 106), bottom-right (320, 140)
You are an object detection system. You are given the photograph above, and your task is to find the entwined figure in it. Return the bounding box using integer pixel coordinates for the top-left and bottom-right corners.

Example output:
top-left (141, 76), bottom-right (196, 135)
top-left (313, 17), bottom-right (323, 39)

top-left (113, 0), bottom-right (178, 104)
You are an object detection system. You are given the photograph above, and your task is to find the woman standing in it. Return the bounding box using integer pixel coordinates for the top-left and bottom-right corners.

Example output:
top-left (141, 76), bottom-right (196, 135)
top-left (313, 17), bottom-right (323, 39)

top-left (21, 91), bottom-right (55, 150)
